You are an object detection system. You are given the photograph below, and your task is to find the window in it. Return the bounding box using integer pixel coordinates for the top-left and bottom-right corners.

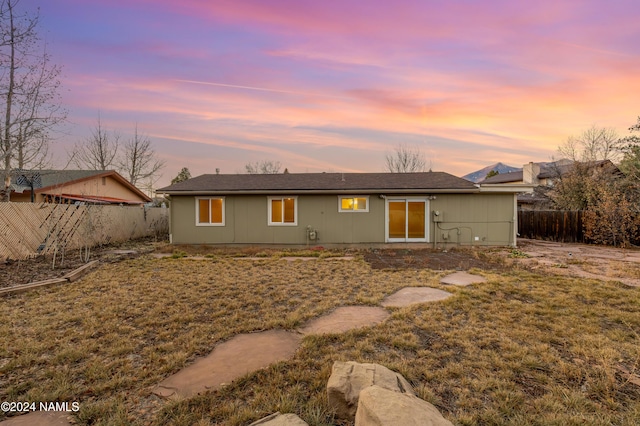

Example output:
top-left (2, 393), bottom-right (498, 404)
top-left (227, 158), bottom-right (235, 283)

top-left (196, 197), bottom-right (225, 226)
top-left (339, 196), bottom-right (369, 212)
top-left (268, 196), bottom-right (297, 225)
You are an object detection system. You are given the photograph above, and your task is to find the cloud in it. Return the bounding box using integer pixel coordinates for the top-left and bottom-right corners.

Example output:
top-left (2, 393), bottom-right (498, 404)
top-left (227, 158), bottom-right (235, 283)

top-left (40, 0), bottom-right (640, 186)
top-left (174, 79), bottom-right (351, 100)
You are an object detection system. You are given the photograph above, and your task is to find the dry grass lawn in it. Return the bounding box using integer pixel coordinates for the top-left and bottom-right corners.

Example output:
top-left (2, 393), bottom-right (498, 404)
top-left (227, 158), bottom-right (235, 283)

top-left (1, 249), bottom-right (639, 425)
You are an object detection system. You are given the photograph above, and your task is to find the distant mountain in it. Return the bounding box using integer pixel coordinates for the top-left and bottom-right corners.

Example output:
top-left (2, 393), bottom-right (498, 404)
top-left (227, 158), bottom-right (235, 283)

top-left (462, 162), bottom-right (521, 183)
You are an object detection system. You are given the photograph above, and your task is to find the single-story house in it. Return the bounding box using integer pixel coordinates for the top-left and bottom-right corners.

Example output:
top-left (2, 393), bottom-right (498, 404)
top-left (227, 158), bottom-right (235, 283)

top-left (158, 172), bottom-right (531, 247)
top-left (9, 169), bottom-right (152, 205)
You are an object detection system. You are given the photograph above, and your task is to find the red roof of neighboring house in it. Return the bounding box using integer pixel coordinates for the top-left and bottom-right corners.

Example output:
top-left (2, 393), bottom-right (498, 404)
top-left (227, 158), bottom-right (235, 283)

top-left (11, 169), bottom-right (151, 203)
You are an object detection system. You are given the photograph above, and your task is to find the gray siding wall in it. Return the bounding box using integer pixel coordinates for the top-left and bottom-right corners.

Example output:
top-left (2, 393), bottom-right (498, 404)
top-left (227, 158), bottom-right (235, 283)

top-left (430, 193), bottom-right (516, 246)
top-left (169, 193), bottom-right (516, 246)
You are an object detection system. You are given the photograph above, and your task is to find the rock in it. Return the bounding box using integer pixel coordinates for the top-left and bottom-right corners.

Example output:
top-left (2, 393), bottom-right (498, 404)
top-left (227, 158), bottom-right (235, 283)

top-left (153, 330), bottom-right (301, 399)
top-left (327, 361), bottom-right (414, 421)
top-left (381, 287), bottom-right (452, 307)
top-left (355, 385), bottom-right (453, 426)
top-left (440, 271), bottom-right (486, 287)
top-left (298, 306), bottom-right (389, 335)
top-left (249, 412), bottom-right (309, 425)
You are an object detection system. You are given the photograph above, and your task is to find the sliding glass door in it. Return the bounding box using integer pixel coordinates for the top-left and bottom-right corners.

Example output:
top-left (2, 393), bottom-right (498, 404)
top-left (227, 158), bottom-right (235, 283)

top-left (386, 198), bottom-right (428, 242)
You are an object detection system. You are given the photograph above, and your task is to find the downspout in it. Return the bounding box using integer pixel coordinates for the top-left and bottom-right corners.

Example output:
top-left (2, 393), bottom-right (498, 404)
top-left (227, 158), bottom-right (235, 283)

top-left (433, 221), bottom-right (437, 249)
top-left (511, 193), bottom-right (518, 247)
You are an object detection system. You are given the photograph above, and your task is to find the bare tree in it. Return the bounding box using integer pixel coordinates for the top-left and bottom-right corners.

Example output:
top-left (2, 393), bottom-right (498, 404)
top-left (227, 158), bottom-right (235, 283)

top-left (72, 117), bottom-right (119, 170)
top-left (385, 143), bottom-right (427, 173)
top-left (0, 0), bottom-right (66, 201)
top-left (117, 124), bottom-right (164, 186)
top-left (550, 125), bottom-right (624, 209)
top-left (558, 125), bottom-right (621, 162)
top-left (245, 160), bottom-right (281, 174)
top-left (548, 124), bottom-right (640, 246)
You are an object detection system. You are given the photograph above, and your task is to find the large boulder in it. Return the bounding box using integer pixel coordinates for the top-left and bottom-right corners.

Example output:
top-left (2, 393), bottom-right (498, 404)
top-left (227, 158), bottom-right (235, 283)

top-left (249, 412), bottom-right (309, 426)
top-left (327, 361), bottom-right (414, 421)
top-left (355, 385), bottom-right (453, 426)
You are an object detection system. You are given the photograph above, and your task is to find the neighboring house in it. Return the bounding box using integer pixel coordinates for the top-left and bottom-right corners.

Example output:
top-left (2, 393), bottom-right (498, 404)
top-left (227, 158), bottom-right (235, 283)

top-left (480, 160), bottom-right (620, 210)
top-left (9, 169), bottom-right (152, 205)
top-left (158, 172), bottom-right (532, 247)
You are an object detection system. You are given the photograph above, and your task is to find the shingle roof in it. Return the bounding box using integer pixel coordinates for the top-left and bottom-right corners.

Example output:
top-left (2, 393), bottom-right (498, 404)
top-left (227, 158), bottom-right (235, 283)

top-left (480, 160), bottom-right (618, 184)
top-left (481, 171), bottom-right (524, 184)
top-left (10, 169), bottom-right (152, 202)
top-left (11, 170), bottom-right (109, 191)
top-left (158, 172), bottom-right (479, 194)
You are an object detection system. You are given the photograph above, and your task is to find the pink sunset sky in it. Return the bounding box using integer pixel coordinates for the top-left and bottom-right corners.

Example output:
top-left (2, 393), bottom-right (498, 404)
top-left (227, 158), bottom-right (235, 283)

top-left (27, 0), bottom-right (640, 188)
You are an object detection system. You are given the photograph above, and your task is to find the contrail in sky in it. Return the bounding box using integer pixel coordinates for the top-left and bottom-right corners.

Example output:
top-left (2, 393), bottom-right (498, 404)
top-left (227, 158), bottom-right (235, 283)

top-left (552, 41), bottom-right (632, 58)
top-left (175, 79), bottom-right (351, 100)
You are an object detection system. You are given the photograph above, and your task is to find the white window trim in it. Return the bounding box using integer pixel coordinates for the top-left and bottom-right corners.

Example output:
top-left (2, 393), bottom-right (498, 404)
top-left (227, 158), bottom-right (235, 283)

top-left (195, 196), bottom-right (225, 226)
top-left (268, 196), bottom-right (298, 226)
top-left (384, 197), bottom-right (429, 243)
top-left (338, 196), bottom-right (370, 213)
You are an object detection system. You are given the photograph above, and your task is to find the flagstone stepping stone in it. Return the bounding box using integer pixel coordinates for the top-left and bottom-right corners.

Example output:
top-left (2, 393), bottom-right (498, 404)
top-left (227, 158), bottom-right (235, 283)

top-left (0, 412), bottom-right (72, 426)
top-left (440, 271), bottom-right (487, 286)
top-left (249, 412), bottom-right (309, 425)
top-left (381, 287), bottom-right (452, 308)
top-left (298, 306), bottom-right (389, 335)
top-left (153, 330), bottom-right (302, 399)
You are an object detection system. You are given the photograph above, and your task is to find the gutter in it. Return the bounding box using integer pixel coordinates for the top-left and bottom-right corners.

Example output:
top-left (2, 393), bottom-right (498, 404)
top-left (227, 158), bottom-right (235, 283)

top-left (158, 188), bottom-right (482, 196)
top-left (476, 183), bottom-right (534, 194)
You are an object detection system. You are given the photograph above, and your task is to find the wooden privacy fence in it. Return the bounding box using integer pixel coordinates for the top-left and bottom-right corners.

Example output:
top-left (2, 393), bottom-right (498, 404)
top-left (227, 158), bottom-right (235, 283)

top-left (0, 202), bottom-right (169, 260)
top-left (518, 210), bottom-right (584, 243)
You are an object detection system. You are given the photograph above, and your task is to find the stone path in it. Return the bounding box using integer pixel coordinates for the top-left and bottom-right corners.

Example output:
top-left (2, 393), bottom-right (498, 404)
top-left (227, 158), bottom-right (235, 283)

top-left (154, 330), bottom-right (302, 399)
top-left (152, 277), bottom-right (466, 401)
top-left (440, 271), bottom-right (487, 287)
top-left (298, 306), bottom-right (389, 335)
top-left (381, 287), bottom-right (453, 307)
top-left (2, 270), bottom-right (479, 425)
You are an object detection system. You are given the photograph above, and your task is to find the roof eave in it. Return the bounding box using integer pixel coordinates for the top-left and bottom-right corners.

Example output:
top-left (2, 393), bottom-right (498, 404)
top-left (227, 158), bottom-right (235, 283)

top-left (35, 170), bottom-right (152, 202)
top-left (478, 184), bottom-right (534, 193)
top-left (159, 188), bottom-right (480, 196)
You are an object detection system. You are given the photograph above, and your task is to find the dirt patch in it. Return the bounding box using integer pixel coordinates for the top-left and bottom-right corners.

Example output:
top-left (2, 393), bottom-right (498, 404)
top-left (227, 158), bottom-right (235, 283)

top-left (504, 239), bottom-right (640, 287)
top-left (362, 247), bottom-right (504, 271)
top-left (5, 238), bottom-right (639, 290)
top-left (0, 238), bottom-right (164, 289)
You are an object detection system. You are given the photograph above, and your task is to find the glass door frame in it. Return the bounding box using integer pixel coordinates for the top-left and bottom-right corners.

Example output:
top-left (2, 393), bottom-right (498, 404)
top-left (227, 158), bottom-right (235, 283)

top-left (384, 197), bottom-right (429, 242)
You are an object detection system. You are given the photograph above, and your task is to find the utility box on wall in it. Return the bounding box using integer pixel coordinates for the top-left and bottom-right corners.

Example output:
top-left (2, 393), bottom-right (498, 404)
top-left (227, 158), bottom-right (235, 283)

top-left (432, 210), bottom-right (443, 223)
